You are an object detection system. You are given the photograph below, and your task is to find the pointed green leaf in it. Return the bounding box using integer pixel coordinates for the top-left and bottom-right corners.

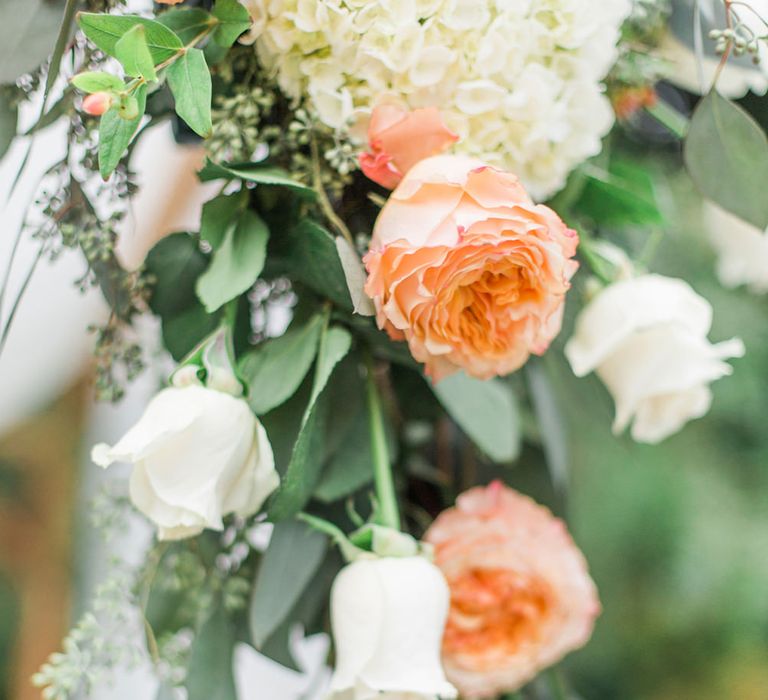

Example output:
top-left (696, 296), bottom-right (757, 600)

top-left (185, 605), bottom-right (237, 700)
top-left (239, 314), bottom-right (324, 415)
top-left (684, 90), bottom-right (768, 230)
top-left (196, 209), bottom-right (269, 312)
top-left (166, 47), bottom-right (212, 137)
top-left (212, 0), bottom-right (252, 47)
top-left (77, 13), bottom-right (183, 63)
top-left (114, 25), bottom-right (157, 80)
top-left (157, 7), bottom-right (213, 44)
top-left (71, 71), bottom-right (126, 93)
top-left (268, 325), bottom-right (352, 520)
top-left (0, 90), bottom-right (18, 161)
top-left (198, 159), bottom-right (314, 194)
top-left (432, 372), bottom-right (521, 463)
top-left (98, 83), bottom-right (146, 179)
top-left (249, 519), bottom-right (327, 648)
top-left (335, 236), bottom-right (375, 316)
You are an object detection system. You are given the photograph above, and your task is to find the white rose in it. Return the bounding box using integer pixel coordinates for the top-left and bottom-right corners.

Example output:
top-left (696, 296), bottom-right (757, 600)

top-left (329, 556), bottom-right (457, 700)
top-left (92, 385), bottom-right (278, 540)
top-left (705, 202), bottom-right (768, 293)
top-left (565, 275), bottom-right (745, 444)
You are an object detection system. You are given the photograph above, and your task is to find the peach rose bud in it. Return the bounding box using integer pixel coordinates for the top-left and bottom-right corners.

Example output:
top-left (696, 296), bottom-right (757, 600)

top-left (364, 154), bottom-right (579, 381)
top-left (82, 92), bottom-right (113, 116)
top-left (359, 104), bottom-right (458, 189)
top-left (425, 482), bottom-right (600, 698)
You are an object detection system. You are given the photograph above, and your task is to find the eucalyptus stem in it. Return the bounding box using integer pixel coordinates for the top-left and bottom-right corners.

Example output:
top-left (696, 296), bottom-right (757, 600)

top-left (644, 99), bottom-right (689, 139)
top-left (364, 351), bottom-right (400, 531)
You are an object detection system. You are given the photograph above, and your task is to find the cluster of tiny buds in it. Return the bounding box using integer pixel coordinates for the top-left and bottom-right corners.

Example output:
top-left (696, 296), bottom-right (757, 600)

top-left (709, 27), bottom-right (763, 63)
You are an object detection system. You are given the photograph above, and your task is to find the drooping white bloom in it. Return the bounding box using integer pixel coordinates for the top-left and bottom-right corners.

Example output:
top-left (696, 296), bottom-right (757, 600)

top-left (565, 275), bottom-right (744, 444)
top-left (92, 385), bottom-right (278, 540)
top-left (244, 0), bottom-right (632, 198)
top-left (705, 202), bottom-right (768, 293)
top-left (329, 556), bottom-right (457, 700)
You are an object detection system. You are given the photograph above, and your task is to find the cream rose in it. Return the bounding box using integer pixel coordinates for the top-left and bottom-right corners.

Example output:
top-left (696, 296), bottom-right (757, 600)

top-left (565, 274), bottom-right (745, 444)
top-left (329, 556), bottom-right (457, 700)
top-left (705, 202), bottom-right (768, 293)
top-left (364, 154), bottom-right (578, 381)
top-left (92, 385), bottom-right (278, 540)
top-left (425, 482), bottom-right (599, 698)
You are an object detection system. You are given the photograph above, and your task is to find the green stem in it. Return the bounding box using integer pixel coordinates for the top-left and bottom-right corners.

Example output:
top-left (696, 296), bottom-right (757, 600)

top-left (644, 99), bottom-right (689, 139)
top-left (310, 134), bottom-right (355, 246)
top-left (546, 668), bottom-right (569, 700)
top-left (364, 351), bottom-right (400, 531)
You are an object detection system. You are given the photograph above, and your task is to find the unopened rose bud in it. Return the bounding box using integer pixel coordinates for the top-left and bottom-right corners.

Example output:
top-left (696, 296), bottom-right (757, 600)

top-left (82, 92), bottom-right (113, 116)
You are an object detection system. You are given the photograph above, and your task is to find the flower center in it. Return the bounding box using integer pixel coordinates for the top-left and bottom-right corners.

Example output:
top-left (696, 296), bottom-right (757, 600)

top-left (443, 567), bottom-right (554, 666)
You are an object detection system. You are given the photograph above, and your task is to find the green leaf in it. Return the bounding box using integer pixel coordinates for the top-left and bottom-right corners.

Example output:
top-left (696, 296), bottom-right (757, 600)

top-left (0, 0), bottom-right (70, 83)
top-left (98, 83), bottom-right (146, 179)
top-left (114, 24), bottom-right (157, 80)
top-left (432, 372), bottom-right (521, 463)
top-left (576, 160), bottom-right (664, 228)
top-left (157, 7), bottom-right (213, 44)
top-left (525, 360), bottom-right (569, 497)
top-left (196, 209), bottom-right (269, 313)
top-left (249, 518), bottom-right (327, 648)
top-left (71, 71), bottom-right (126, 94)
top-left (316, 407), bottom-right (374, 503)
top-left (273, 219), bottom-right (352, 309)
top-left (239, 314), bottom-right (324, 415)
top-left (0, 90), bottom-right (18, 161)
top-left (198, 159), bottom-right (315, 194)
top-left (335, 236), bottom-right (375, 316)
top-left (166, 47), bottom-right (212, 138)
top-left (77, 13), bottom-right (183, 64)
top-left (212, 0), bottom-right (252, 47)
top-left (269, 325), bottom-right (352, 520)
top-left (185, 605), bottom-right (237, 700)
top-left (145, 232), bottom-right (218, 360)
top-left (200, 190), bottom-right (248, 249)
top-left (684, 90), bottom-right (768, 230)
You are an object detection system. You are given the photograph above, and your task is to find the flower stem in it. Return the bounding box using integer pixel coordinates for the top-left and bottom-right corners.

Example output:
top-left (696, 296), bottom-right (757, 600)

top-left (546, 668), bottom-right (569, 700)
top-left (644, 99), bottom-right (689, 139)
top-left (364, 351), bottom-right (400, 531)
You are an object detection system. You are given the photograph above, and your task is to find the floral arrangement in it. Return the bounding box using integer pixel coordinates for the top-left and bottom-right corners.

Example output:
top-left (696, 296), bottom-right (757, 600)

top-left (0, 0), bottom-right (766, 697)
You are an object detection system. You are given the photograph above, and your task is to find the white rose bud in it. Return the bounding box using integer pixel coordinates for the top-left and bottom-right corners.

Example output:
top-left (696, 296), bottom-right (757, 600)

top-left (565, 274), bottom-right (745, 444)
top-left (91, 385), bottom-right (279, 540)
top-left (329, 556), bottom-right (457, 700)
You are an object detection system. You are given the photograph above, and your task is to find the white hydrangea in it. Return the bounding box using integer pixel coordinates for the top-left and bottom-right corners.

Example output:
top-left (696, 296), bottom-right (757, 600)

top-left (241, 0), bottom-right (632, 199)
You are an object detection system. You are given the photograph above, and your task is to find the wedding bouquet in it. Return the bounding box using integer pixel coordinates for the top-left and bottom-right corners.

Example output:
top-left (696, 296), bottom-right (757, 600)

top-left (1, 0), bottom-right (765, 697)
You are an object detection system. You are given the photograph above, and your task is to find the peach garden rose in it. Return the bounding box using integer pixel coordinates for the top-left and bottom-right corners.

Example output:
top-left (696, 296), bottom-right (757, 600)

top-left (425, 482), bottom-right (599, 698)
top-left (364, 154), bottom-right (579, 381)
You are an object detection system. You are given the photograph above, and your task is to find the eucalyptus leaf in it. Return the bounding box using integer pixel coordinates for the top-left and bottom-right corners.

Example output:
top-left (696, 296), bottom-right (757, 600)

top-left (0, 91), bottom-right (18, 161)
top-left (158, 7), bottom-right (213, 44)
top-left (98, 83), bottom-right (147, 179)
top-left (268, 325), bottom-right (352, 520)
top-left (185, 606), bottom-right (237, 700)
top-left (249, 518), bottom-right (327, 647)
top-left (684, 91), bottom-right (768, 230)
top-left (0, 0), bottom-right (68, 83)
top-left (335, 236), bottom-right (375, 316)
top-left (239, 314), bottom-right (324, 415)
top-left (166, 47), bottom-right (212, 138)
top-left (115, 24), bottom-right (157, 80)
top-left (71, 71), bottom-right (126, 94)
top-left (77, 13), bottom-right (183, 64)
top-left (196, 210), bottom-right (269, 313)
top-left (212, 0), bottom-right (252, 47)
top-left (432, 372), bottom-right (521, 463)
